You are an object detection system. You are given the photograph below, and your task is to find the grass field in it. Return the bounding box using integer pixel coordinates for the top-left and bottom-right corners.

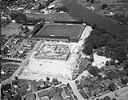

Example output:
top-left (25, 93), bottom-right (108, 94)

top-left (35, 24), bottom-right (85, 39)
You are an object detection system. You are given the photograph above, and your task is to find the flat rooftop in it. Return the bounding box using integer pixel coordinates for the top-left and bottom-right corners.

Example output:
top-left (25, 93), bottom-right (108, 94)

top-left (34, 24), bottom-right (85, 42)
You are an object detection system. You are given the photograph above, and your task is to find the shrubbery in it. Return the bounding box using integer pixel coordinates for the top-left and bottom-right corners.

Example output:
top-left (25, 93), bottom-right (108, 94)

top-left (83, 28), bottom-right (128, 63)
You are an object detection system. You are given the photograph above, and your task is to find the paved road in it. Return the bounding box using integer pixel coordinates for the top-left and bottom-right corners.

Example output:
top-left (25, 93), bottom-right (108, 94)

top-left (69, 81), bottom-right (85, 100)
top-left (56, 78), bottom-right (85, 100)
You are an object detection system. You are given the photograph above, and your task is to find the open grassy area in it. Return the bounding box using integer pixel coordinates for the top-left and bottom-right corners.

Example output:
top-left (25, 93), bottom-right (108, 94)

top-left (35, 24), bottom-right (84, 39)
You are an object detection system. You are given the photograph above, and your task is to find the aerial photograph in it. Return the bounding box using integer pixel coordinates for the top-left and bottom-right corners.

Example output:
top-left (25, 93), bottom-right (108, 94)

top-left (1, 0), bottom-right (128, 100)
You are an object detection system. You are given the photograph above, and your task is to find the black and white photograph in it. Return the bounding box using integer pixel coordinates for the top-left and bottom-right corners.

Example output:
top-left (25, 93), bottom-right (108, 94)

top-left (1, 0), bottom-right (128, 100)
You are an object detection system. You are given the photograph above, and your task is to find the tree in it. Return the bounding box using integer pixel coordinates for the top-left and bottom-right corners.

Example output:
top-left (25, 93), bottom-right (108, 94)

top-left (97, 74), bottom-right (102, 80)
top-left (106, 38), bottom-right (117, 50)
top-left (108, 82), bottom-right (116, 91)
top-left (121, 77), bottom-right (128, 85)
top-left (45, 0), bottom-right (55, 7)
top-left (124, 60), bottom-right (128, 69)
top-left (114, 46), bottom-right (127, 63)
top-left (90, 0), bottom-right (94, 3)
top-left (101, 4), bottom-right (108, 9)
top-left (15, 76), bottom-right (19, 81)
top-left (109, 60), bottom-right (115, 65)
top-left (89, 57), bottom-right (94, 62)
top-left (88, 66), bottom-right (100, 76)
top-left (107, 71), bottom-right (119, 80)
top-left (79, 89), bottom-right (88, 99)
top-left (79, 80), bottom-right (86, 89)
top-left (46, 77), bottom-right (50, 81)
top-left (87, 29), bottom-right (109, 49)
top-left (10, 12), bottom-right (27, 24)
top-left (52, 78), bottom-right (59, 85)
top-left (38, 3), bottom-right (45, 10)
top-left (31, 19), bottom-right (45, 36)
top-left (105, 61), bottom-right (109, 66)
top-left (103, 96), bottom-right (111, 100)
top-left (87, 34), bottom-right (99, 49)
top-left (2, 0), bottom-right (17, 5)
top-left (75, 80), bottom-right (80, 85)
top-left (92, 24), bottom-right (98, 29)
top-left (83, 43), bottom-right (93, 55)
top-left (56, 6), bottom-right (69, 12)
top-left (24, 26), bottom-right (29, 33)
top-left (97, 33), bottom-right (109, 47)
top-left (13, 94), bottom-right (21, 100)
top-left (125, 69), bottom-right (128, 76)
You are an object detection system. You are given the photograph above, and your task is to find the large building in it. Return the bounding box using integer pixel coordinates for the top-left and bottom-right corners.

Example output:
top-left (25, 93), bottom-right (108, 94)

top-left (33, 24), bottom-right (85, 42)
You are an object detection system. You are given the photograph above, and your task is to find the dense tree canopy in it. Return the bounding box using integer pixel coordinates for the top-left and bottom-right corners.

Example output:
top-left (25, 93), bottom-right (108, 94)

top-left (108, 82), bottom-right (116, 91)
top-left (83, 43), bottom-right (93, 55)
top-left (84, 28), bottom-right (128, 63)
top-left (121, 77), bottom-right (128, 85)
top-left (101, 4), bottom-right (108, 9)
top-left (124, 60), bottom-right (128, 69)
top-left (88, 66), bottom-right (100, 76)
top-left (103, 96), bottom-right (111, 100)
